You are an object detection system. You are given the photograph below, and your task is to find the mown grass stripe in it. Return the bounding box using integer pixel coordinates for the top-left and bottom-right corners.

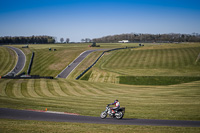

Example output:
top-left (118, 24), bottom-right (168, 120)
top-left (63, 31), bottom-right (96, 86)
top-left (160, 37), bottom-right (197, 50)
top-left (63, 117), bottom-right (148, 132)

top-left (0, 48), bottom-right (5, 71)
top-left (117, 51), bottom-right (127, 68)
top-left (26, 79), bottom-right (41, 98)
top-left (100, 72), bottom-right (106, 82)
top-left (71, 81), bottom-right (96, 96)
top-left (5, 80), bottom-right (15, 97)
top-left (191, 48), bottom-right (200, 62)
top-left (176, 48), bottom-right (184, 67)
top-left (74, 81), bottom-right (99, 95)
top-left (0, 48), bottom-right (10, 73)
top-left (125, 50), bottom-right (133, 67)
top-left (89, 71), bottom-right (99, 82)
top-left (62, 82), bottom-right (82, 96)
top-left (47, 80), bottom-right (60, 96)
top-left (40, 79), bottom-right (55, 97)
top-left (166, 49), bottom-right (172, 68)
top-left (39, 58), bottom-right (55, 76)
top-left (186, 48), bottom-right (196, 65)
top-left (12, 79), bottom-right (24, 98)
top-left (150, 49), bottom-right (156, 68)
top-left (111, 52), bottom-right (123, 68)
top-left (124, 50), bottom-right (134, 67)
top-left (80, 82), bottom-right (106, 95)
top-left (0, 47), bottom-right (15, 75)
top-left (87, 82), bottom-right (116, 94)
top-left (21, 82), bottom-right (31, 97)
top-left (64, 81), bottom-right (83, 96)
top-left (31, 52), bottom-right (53, 75)
top-left (146, 50), bottom-right (153, 68)
top-left (138, 50), bottom-right (146, 68)
top-left (0, 79), bottom-right (12, 96)
top-left (118, 51), bottom-right (129, 68)
top-left (52, 80), bottom-right (68, 97)
top-left (34, 79), bottom-right (47, 97)
top-left (57, 80), bottom-right (71, 96)
top-left (130, 50), bottom-right (140, 67)
top-left (180, 48), bottom-right (190, 66)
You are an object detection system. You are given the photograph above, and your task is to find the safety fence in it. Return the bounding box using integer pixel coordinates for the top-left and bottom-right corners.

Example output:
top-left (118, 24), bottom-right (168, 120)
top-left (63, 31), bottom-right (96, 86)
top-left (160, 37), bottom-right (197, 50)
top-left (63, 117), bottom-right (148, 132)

top-left (2, 74), bottom-right (53, 79)
top-left (75, 46), bottom-right (139, 80)
top-left (27, 52), bottom-right (34, 75)
top-left (2, 51), bottom-right (53, 79)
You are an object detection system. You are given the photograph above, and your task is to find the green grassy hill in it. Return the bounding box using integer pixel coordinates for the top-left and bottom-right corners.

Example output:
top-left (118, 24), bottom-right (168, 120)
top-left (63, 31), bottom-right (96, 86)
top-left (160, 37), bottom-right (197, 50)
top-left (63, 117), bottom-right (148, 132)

top-left (0, 78), bottom-right (200, 121)
top-left (0, 46), bottom-right (17, 76)
top-left (0, 43), bottom-right (200, 132)
top-left (82, 43), bottom-right (200, 84)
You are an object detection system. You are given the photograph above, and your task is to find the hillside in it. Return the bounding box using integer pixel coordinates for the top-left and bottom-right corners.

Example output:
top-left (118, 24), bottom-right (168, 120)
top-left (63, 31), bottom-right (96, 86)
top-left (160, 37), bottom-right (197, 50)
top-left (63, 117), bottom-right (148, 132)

top-left (0, 43), bottom-right (200, 132)
top-left (81, 43), bottom-right (200, 84)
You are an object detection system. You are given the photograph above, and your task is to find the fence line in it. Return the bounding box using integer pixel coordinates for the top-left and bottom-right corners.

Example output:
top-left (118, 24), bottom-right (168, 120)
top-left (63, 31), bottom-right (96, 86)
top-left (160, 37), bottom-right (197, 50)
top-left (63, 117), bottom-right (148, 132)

top-left (27, 52), bottom-right (34, 75)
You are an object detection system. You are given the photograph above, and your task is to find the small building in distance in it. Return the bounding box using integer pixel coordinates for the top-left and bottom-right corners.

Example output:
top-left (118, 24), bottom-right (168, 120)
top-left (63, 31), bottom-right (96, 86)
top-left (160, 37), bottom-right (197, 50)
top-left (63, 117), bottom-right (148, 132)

top-left (118, 40), bottom-right (129, 43)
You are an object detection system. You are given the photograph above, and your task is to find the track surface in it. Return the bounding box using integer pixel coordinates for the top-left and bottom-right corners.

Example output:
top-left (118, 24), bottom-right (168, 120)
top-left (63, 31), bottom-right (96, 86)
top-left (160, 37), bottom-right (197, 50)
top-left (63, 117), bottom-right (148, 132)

top-left (4, 46), bottom-right (26, 76)
top-left (0, 108), bottom-right (200, 127)
top-left (56, 49), bottom-right (109, 78)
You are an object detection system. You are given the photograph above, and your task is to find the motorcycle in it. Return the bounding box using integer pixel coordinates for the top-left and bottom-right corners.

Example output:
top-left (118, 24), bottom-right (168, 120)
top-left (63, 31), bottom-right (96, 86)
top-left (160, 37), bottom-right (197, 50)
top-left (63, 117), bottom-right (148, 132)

top-left (100, 105), bottom-right (125, 119)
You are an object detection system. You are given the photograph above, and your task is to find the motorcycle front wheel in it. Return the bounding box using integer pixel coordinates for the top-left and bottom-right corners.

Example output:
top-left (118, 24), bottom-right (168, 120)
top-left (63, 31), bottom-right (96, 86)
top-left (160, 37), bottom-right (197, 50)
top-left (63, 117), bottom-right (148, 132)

top-left (100, 111), bottom-right (107, 119)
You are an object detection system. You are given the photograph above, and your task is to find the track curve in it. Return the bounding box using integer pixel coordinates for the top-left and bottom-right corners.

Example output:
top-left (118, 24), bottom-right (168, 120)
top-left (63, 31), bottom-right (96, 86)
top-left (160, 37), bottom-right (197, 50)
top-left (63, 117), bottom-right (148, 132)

top-left (4, 46), bottom-right (26, 76)
top-left (0, 108), bottom-right (200, 127)
top-left (56, 49), bottom-right (109, 78)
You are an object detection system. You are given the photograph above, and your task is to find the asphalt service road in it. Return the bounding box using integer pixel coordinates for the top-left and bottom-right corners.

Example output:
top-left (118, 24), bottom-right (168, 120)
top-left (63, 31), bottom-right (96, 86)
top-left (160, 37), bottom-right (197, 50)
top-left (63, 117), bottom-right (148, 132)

top-left (4, 46), bottom-right (26, 76)
top-left (0, 108), bottom-right (200, 127)
top-left (56, 49), bottom-right (109, 78)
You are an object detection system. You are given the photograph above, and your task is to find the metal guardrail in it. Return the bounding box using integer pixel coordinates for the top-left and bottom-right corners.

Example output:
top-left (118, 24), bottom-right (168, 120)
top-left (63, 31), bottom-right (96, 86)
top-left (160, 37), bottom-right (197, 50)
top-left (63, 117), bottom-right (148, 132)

top-left (27, 52), bottom-right (34, 75)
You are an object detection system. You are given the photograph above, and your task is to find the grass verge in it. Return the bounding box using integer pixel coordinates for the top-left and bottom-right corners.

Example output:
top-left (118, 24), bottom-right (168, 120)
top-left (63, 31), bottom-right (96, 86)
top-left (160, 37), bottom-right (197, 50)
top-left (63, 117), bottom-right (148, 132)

top-left (0, 119), bottom-right (200, 133)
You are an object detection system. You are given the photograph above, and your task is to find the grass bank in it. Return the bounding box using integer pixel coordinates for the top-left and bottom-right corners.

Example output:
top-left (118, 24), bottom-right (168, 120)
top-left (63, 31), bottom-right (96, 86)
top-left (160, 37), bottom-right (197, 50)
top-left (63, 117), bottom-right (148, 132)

top-left (83, 43), bottom-right (200, 83)
top-left (1, 119), bottom-right (200, 133)
top-left (0, 46), bottom-right (17, 76)
top-left (0, 79), bottom-right (200, 121)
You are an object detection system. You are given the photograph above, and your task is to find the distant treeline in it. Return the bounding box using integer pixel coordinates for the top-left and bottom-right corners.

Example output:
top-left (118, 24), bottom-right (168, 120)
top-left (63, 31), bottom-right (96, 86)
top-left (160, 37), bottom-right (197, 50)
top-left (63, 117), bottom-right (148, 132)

top-left (0, 36), bottom-right (55, 44)
top-left (92, 33), bottom-right (200, 43)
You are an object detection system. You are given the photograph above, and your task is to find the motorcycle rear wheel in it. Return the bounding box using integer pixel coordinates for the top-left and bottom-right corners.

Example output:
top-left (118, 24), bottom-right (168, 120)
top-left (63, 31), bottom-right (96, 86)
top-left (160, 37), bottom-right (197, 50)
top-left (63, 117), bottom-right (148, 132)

top-left (100, 111), bottom-right (107, 119)
top-left (115, 112), bottom-right (123, 119)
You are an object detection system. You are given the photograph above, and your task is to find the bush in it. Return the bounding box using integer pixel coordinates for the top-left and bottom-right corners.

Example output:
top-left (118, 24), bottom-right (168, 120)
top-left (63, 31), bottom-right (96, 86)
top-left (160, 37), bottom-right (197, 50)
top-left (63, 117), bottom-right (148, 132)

top-left (119, 76), bottom-right (200, 85)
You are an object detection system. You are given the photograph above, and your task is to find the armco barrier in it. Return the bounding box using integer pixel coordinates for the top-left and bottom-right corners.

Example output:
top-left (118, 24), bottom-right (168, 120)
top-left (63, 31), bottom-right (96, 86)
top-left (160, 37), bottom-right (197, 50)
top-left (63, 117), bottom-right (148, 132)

top-left (27, 52), bottom-right (34, 75)
top-left (76, 46), bottom-right (138, 80)
top-left (2, 75), bottom-right (53, 79)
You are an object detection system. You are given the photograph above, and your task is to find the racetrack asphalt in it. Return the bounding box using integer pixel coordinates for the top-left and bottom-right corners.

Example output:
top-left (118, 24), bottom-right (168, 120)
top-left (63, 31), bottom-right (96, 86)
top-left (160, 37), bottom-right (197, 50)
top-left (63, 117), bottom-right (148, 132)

top-left (4, 46), bottom-right (26, 76)
top-left (0, 108), bottom-right (200, 127)
top-left (56, 49), bottom-right (109, 78)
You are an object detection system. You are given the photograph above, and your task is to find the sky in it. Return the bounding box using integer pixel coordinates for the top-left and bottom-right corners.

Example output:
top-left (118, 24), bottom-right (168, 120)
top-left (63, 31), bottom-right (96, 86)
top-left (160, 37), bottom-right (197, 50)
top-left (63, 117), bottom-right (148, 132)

top-left (0, 0), bottom-right (200, 42)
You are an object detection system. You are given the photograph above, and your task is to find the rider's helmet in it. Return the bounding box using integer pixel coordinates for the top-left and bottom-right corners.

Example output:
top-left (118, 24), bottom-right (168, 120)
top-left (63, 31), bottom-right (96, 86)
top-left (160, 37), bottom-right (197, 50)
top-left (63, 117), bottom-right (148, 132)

top-left (115, 99), bottom-right (118, 102)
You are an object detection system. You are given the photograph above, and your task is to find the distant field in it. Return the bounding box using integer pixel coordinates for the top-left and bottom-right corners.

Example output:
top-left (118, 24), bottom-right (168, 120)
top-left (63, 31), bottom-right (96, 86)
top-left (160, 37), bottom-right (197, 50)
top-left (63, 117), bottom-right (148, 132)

top-left (11, 43), bottom-right (130, 77)
top-left (0, 46), bottom-right (16, 76)
top-left (82, 43), bottom-right (200, 84)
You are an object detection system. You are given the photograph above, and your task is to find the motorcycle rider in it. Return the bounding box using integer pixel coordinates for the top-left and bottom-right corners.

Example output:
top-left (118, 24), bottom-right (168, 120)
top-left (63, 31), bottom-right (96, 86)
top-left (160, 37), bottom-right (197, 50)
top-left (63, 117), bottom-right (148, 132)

top-left (108, 99), bottom-right (120, 113)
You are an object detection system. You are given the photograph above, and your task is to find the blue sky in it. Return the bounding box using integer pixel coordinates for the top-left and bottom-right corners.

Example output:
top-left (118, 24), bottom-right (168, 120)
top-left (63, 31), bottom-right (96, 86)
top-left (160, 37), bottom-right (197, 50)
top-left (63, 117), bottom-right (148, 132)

top-left (0, 0), bottom-right (200, 42)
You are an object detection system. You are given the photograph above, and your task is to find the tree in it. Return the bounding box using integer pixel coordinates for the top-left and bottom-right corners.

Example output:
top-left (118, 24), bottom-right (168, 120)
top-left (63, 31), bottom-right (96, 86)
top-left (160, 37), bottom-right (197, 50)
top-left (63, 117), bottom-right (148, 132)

top-left (60, 38), bottom-right (64, 43)
top-left (85, 38), bottom-right (91, 43)
top-left (66, 38), bottom-right (70, 43)
top-left (81, 39), bottom-right (85, 42)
